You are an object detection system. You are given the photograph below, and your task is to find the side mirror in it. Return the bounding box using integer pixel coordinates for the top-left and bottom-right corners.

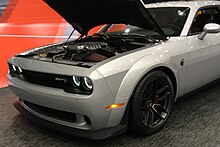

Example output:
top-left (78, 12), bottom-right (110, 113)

top-left (198, 23), bottom-right (220, 40)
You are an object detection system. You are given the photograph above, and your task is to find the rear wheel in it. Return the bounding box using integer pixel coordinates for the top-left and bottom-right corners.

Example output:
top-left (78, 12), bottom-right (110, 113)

top-left (129, 70), bottom-right (174, 135)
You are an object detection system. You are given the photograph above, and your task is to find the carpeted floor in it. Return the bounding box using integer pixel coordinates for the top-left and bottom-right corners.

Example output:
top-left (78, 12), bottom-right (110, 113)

top-left (0, 82), bottom-right (220, 147)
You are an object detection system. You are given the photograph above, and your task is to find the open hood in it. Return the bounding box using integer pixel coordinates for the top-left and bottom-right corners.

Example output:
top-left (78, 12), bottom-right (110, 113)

top-left (44, 0), bottom-right (166, 38)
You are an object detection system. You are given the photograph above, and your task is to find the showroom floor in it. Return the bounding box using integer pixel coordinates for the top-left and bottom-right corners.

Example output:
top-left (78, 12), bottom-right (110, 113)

top-left (0, 82), bottom-right (220, 147)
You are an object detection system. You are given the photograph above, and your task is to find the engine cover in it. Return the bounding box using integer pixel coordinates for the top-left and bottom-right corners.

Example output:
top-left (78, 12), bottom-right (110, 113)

top-left (70, 42), bottom-right (109, 52)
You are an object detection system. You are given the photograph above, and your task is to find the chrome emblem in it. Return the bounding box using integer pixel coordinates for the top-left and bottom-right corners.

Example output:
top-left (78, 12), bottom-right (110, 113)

top-left (55, 77), bottom-right (67, 83)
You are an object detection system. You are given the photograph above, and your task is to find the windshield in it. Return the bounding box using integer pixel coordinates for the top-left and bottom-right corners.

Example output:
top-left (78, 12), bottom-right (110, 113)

top-left (149, 7), bottom-right (190, 36)
top-left (96, 7), bottom-right (190, 38)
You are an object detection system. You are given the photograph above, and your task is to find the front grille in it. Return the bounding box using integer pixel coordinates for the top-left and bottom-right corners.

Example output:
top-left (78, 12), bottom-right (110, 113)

top-left (23, 100), bottom-right (76, 123)
top-left (20, 69), bottom-right (73, 91)
top-left (8, 63), bottom-right (92, 95)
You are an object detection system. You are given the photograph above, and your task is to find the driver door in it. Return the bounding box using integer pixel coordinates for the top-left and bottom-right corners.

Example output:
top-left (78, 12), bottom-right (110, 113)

top-left (186, 7), bottom-right (220, 93)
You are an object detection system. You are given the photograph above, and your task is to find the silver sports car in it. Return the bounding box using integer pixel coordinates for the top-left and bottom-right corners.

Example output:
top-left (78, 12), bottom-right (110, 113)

top-left (7, 0), bottom-right (220, 139)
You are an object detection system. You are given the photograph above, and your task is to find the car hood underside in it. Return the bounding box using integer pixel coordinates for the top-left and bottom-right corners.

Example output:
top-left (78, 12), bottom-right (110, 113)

top-left (43, 0), bottom-right (166, 37)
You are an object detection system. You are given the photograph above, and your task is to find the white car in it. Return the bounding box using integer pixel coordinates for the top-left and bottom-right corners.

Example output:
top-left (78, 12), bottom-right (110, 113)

top-left (7, 0), bottom-right (220, 139)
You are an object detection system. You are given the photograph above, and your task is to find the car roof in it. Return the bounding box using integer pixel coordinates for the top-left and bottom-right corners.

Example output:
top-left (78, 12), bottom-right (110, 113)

top-left (145, 1), bottom-right (220, 9)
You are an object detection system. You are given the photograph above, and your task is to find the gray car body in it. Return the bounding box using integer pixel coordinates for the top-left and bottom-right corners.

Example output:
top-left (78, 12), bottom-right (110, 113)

top-left (7, 1), bottom-right (220, 137)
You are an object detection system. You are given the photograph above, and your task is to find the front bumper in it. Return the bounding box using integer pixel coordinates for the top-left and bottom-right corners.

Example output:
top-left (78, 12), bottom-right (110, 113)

top-left (7, 57), bottom-right (129, 138)
top-left (8, 73), bottom-right (128, 139)
top-left (14, 99), bottom-right (127, 140)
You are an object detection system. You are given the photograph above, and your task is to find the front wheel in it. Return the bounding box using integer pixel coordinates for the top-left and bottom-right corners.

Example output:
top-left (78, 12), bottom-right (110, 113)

top-left (129, 70), bottom-right (174, 135)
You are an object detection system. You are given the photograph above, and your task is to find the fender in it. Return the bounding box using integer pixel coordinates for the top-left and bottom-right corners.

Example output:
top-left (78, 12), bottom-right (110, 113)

top-left (116, 54), bottom-right (178, 100)
top-left (106, 54), bottom-right (179, 127)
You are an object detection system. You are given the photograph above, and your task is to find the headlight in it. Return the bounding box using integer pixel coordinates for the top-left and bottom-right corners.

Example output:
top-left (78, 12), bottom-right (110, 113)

top-left (17, 67), bottom-right (23, 73)
top-left (12, 65), bottom-right (17, 71)
top-left (10, 64), bottom-right (22, 73)
top-left (72, 76), bottom-right (81, 87)
top-left (71, 76), bottom-right (93, 91)
top-left (83, 77), bottom-right (93, 90)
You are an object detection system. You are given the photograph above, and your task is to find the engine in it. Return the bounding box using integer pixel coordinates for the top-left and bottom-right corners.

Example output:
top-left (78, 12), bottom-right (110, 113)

top-left (61, 41), bottom-right (116, 62)
top-left (69, 42), bottom-right (109, 52)
top-left (18, 35), bottom-right (147, 66)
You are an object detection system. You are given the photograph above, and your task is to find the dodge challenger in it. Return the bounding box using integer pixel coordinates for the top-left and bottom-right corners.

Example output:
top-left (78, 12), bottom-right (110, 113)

top-left (7, 0), bottom-right (220, 139)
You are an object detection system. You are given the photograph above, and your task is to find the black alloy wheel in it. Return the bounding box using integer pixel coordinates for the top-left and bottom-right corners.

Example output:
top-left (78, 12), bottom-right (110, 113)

top-left (129, 70), bottom-right (174, 135)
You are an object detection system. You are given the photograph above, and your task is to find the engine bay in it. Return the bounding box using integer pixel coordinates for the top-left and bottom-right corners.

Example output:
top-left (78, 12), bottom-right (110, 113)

top-left (17, 34), bottom-right (158, 67)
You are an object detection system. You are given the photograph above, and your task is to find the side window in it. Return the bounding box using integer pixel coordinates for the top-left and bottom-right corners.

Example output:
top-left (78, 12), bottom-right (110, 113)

top-left (189, 7), bottom-right (220, 35)
top-left (214, 7), bottom-right (220, 24)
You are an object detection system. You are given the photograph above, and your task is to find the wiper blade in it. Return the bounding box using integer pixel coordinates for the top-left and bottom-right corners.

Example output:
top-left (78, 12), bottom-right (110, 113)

top-left (128, 33), bottom-right (159, 43)
top-left (112, 33), bottom-right (160, 43)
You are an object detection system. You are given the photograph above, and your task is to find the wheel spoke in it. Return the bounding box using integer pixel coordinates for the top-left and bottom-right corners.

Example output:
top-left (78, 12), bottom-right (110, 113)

top-left (157, 85), bottom-right (169, 94)
top-left (151, 104), bottom-right (168, 120)
top-left (158, 92), bottom-right (170, 101)
top-left (148, 109), bottom-right (155, 126)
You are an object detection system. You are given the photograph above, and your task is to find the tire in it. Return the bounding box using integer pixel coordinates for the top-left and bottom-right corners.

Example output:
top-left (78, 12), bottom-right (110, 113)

top-left (129, 70), bottom-right (174, 135)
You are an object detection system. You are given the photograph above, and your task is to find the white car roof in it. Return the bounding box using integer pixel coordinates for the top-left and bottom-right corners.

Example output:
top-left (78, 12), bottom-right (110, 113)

top-left (146, 1), bottom-right (220, 9)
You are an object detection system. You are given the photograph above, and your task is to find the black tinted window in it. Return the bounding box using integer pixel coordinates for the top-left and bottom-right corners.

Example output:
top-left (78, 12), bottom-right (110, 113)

top-left (189, 7), bottom-right (220, 35)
